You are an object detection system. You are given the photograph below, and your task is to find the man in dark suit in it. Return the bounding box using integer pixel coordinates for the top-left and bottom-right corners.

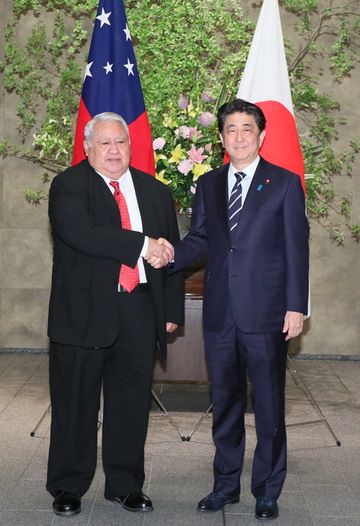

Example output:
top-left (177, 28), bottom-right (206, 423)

top-left (46, 112), bottom-right (184, 517)
top-left (164, 99), bottom-right (309, 520)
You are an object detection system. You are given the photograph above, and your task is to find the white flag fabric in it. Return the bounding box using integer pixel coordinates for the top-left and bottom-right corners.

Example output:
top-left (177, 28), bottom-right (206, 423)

top-left (237, 0), bottom-right (305, 188)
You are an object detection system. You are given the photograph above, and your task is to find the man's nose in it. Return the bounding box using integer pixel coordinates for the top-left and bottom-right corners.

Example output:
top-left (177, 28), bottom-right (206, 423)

top-left (109, 141), bottom-right (120, 153)
top-left (236, 130), bottom-right (244, 141)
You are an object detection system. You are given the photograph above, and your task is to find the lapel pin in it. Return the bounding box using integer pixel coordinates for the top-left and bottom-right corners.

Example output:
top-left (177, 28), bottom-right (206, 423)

top-left (257, 184), bottom-right (263, 192)
top-left (265, 178), bottom-right (270, 184)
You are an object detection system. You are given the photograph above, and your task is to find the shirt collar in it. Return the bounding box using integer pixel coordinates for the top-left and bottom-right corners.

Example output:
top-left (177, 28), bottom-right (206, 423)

top-left (96, 168), bottom-right (131, 188)
top-left (228, 155), bottom-right (260, 181)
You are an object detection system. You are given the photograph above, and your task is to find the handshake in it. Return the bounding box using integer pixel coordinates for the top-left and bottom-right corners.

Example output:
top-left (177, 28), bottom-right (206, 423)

top-left (145, 237), bottom-right (174, 269)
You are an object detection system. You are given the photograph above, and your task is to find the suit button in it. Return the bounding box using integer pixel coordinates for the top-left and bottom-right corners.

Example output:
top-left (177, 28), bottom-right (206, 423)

top-left (229, 247), bottom-right (235, 252)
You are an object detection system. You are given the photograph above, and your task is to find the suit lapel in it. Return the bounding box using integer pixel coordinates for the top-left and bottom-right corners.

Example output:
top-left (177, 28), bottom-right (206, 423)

top-left (213, 164), bottom-right (230, 236)
top-left (92, 168), bottom-right (122, 226)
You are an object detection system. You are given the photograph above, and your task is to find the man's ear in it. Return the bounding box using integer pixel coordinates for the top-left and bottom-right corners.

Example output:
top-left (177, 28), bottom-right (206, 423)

top-left (219, 132), bottom-right (224, 147)
top-left (259, 130), bottom-right (266, 148)
top-left (83, 140), bottom-right (89, 156)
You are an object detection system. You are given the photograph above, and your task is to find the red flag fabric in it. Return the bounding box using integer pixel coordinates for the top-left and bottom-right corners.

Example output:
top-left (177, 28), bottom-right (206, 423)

top-left (236, 0), bottom-right (305, 190)
top-left (72, 0), bottom-right (155, 175)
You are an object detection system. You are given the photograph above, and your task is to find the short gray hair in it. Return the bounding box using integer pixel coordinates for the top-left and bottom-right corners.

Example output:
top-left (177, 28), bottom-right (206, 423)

top-left (84, 112), bottom-right (130, 144)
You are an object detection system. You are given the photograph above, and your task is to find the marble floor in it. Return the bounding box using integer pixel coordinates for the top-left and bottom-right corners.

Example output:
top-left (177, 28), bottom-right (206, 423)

top-left (0, 353), bottom-right (360, 525)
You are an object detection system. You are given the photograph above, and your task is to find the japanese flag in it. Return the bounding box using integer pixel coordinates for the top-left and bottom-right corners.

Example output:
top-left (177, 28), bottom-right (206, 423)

top-left (237, 0), bottom-right (305, 189)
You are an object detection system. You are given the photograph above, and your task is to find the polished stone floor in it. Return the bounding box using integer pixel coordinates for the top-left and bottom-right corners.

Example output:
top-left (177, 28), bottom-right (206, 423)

top-left (0, 353), bottom-right (360, 525)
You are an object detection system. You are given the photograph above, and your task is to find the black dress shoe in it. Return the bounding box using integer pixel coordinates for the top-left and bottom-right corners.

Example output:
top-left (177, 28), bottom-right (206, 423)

top-left (255, 497), bottom-right (279, 520)
top-left (197, 491), bottom-right (239, 512)
top-left (52, 491), bottom-right (81, 516)
top-left (109, 491), bottom-right (153, 512)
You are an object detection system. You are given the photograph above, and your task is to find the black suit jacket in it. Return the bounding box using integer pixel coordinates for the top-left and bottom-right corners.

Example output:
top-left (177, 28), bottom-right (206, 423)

top-left (173, 158), bottom-right (309, 333)
top-left (48, 160), bottom-right (184, 356)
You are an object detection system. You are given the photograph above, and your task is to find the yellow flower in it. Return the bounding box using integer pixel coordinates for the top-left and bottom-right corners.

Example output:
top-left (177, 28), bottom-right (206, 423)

top-left (155, 170), bottom-right (171, 185)
top-left (154, 152), bottom-right (167, 164)
top-left (187, 102), bottom-right (197, 118)
top-left (192, 163), bottom-right (212, 181)
top-left (169, 144), bottom-right (186, 163)
top-left (163, 114), bottom-right (178, 128)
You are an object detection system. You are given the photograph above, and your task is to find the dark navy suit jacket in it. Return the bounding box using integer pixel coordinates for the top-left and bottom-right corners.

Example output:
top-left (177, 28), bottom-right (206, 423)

top-left (173, 158), bottom-right (309, 333)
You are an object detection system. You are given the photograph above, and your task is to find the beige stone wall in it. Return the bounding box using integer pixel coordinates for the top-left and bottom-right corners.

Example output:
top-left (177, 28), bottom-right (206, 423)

top-left (298, 56), bottom-right (360, 357)
top-left (0, 156), bottom-right (52, 349)
top-left (0, 3), bottom-right (52, 350)
top-left (0, 2), bottom-right (359, 356)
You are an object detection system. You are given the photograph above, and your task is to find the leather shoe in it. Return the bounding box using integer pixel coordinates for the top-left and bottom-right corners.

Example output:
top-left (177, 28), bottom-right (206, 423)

top-left (108, 491), bottom-right (153, 512)
top-left (255, 497), bottom-right (279, 520)
top-left (52, 491), bottom-right (81, 516)
top-left (197, 491), bottom-right (239, 512)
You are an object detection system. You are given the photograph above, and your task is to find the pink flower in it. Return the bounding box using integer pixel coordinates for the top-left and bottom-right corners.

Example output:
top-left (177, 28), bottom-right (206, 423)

top-left (199, 112), bottom-right (216, 127)
top-left (178, 94), bottom-right (189, 110)
top-left (189, 127), bottom-right (203, 141)
top-left (177, 125), bottom-right (191, 139)
top-left (187, 145), bottom-right (207, 164)
top-left (152, 137), bottom-right (166, 150)
top-left (204, 143), bottom-right (213, 153)
top-left (178, 159), bottom-right (194, 175)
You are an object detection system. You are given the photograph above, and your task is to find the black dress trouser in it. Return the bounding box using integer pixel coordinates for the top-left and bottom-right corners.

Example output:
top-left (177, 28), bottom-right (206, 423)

top-left (46, 291), bottom-right (156, 498)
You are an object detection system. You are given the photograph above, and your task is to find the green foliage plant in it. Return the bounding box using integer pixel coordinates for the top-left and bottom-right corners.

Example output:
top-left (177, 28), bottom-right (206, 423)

top-left (126, 0), bottom-right (254, 138)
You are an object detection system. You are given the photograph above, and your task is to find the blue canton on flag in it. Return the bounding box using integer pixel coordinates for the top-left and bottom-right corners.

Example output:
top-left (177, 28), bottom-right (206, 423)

top-left (83, 0), bottom-right (144, 123)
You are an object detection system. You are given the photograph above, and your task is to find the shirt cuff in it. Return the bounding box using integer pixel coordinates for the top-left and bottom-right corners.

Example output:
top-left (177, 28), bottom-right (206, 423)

top-left (140, 236), bottom-right (149, 258)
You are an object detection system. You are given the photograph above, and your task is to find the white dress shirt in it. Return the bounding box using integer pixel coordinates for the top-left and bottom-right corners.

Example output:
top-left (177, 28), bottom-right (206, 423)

top-left (227, 156), bottom-right (261, 204)
top-left (97, 169), bottom-right (148, 283)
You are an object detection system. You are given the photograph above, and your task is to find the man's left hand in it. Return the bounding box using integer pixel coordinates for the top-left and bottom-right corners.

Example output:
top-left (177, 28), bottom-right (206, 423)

top-left (282, 311), bottom-right (304, 341)
top-left (166, 322), bottom-right (178, 333)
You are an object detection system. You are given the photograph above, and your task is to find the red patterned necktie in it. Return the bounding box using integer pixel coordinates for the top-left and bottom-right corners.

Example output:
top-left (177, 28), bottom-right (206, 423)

top-left (109, 180), bottom-right (140, 292)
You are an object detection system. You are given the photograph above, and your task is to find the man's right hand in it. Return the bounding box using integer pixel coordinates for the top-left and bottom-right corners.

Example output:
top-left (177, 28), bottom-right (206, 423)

top-left (145, 238), bottom-right (174, 269)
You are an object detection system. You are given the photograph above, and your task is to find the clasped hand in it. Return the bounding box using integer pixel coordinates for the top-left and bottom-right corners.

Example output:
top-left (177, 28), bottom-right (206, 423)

top-left (145, 238), bottom-right (174, 269)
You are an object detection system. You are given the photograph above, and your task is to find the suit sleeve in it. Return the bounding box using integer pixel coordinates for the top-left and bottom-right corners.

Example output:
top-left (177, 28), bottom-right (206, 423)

top-left (163, 188), bottom-right (185, 324)
top-left (172, 178), bottom-right (209, 272)
top-left (49, 172), bottom-right (144, 267)
top-left (283, 174), bottom-right (310, 314)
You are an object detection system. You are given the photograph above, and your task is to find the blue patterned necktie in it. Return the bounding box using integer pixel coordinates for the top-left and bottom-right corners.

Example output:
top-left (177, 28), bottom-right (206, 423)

top-left (228, 171), bottom-right (246, 238)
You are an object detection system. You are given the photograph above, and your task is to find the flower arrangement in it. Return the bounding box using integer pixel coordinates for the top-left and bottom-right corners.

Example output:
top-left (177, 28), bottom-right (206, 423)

top-left (153, 93), bottom-right (223, 210)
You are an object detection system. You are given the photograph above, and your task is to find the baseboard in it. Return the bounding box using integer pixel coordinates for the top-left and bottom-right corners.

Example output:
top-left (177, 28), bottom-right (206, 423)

top-left (0, 347), bottom-right (48, 354)
top-left (289, 353), bottom-right (360, 361)
top-left (1, 347), bottom-right (360, 362)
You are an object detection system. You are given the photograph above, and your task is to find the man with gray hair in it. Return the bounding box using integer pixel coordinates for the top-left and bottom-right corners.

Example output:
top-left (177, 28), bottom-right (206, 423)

top-left (46, 112), bottom-right (184, 516)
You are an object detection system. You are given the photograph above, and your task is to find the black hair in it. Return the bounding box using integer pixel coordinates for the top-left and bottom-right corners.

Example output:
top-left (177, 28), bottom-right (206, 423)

top-left (217, 99), bottom-right (266, 134)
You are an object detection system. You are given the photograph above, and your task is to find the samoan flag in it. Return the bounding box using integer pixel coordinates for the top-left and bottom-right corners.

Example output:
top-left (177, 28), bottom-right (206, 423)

top-left (72, 0), bottom-right (155, 175)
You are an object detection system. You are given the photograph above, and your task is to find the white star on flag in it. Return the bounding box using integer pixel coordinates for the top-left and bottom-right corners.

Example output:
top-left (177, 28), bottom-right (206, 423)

top-left (123, 23), bottom-right (131, 41)
top-left (84, 61), bottom-right (93, 79)
top-left (96, 8), bottom-right (111, 28)
top-left (124, 58), bottom-right (135, 76)
top-left (103, 62), bottom-right (113, 75)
